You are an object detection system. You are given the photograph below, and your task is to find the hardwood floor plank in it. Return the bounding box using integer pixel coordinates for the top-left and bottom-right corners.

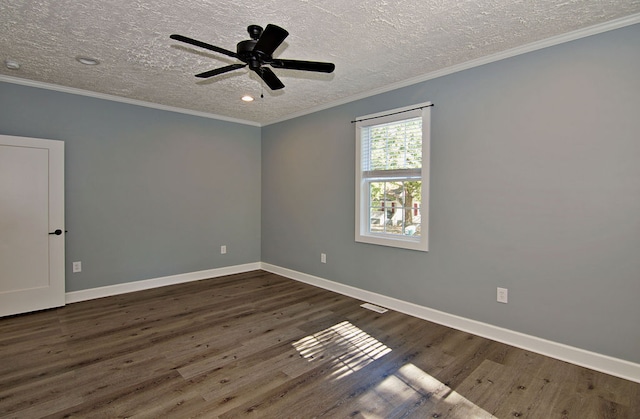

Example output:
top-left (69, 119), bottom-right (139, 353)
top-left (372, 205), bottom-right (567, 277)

top-left (490, 370), bottom-right (563, 418)
top-left (202, 369), bottom-right (292, 415)
top-left (0, 370), bottom-right (83, 419)
top-left (41, 371), bottom-right (184, 418)
top-left (178, 326), bottom-right (303, 377)
top-left (451, 359), bottom-right (519, 415)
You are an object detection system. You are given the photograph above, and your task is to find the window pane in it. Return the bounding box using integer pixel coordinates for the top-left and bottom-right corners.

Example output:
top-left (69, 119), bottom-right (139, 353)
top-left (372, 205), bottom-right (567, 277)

top-left (403, 181), bottom-right (421, 237)
top-left (369, 182), bottom-right (384, 207)
top-left (369, 181), bottom-right (385, 234)
top-left (369, 207), bottom-right (385, 233)
top-left (384, 181), bottom-right (404, 205)
top-left (404, 208), bottom-right (421, 237)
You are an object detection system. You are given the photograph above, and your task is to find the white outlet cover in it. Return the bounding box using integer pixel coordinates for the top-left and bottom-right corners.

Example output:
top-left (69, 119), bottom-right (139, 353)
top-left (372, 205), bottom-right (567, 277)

top-left (72, 261), bottom-right (82, 273)
top-left (497, 287), bottom-right (508, 303)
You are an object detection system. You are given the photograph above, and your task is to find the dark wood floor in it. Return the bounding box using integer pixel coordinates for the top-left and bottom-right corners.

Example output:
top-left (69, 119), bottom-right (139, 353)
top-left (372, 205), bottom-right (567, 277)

top-left (1, 270), bottom-right (638, 418)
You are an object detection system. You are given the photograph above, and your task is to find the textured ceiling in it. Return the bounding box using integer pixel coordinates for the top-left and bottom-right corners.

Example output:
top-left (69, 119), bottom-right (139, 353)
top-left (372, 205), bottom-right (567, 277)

top-left (1, 1), bottom-right (639, 125)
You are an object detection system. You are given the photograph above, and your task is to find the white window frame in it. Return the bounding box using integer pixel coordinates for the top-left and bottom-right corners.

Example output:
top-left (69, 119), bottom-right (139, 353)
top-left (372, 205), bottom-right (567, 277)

top-left (355, 102), bottom-right (431, 251)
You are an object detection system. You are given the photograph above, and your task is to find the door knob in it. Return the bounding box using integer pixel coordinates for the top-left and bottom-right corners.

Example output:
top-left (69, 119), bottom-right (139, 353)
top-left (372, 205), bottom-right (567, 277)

top-left (49, 229), bottom-right (63, 235)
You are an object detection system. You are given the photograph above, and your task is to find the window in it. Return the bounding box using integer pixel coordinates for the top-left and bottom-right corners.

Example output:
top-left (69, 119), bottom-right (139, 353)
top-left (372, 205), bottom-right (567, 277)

top-left (355, 103), bottom-right (431, 251)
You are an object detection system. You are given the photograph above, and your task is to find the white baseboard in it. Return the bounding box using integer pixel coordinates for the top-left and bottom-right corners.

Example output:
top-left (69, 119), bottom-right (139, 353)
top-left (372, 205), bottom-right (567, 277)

top-left (261, 263), bottom-right (640, 384)
top-left (65, 263), bottom-right (261, 304)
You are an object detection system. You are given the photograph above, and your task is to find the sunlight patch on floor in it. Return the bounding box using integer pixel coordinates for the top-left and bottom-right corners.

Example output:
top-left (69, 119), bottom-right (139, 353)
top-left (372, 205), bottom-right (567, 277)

top-left (293, 323), bottom-right (495, 418)
top-left (292, 321), bottom-right (391, 379)
top-left (364, 363), bottom-right (496, 418)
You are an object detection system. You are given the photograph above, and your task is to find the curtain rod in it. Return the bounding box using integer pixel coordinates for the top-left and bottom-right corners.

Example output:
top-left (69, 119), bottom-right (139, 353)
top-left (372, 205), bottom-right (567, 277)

top-left (351, 103), bottom-right (434, 124)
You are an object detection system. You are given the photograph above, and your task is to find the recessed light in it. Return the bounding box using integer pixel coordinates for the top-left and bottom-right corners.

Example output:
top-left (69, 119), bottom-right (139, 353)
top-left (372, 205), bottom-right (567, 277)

top-left (76, 56), bottom-right (100, 66)
top-left (5, 59), bottom-right (20, 70)
top-left (241, 95), bottom-right (254, 102)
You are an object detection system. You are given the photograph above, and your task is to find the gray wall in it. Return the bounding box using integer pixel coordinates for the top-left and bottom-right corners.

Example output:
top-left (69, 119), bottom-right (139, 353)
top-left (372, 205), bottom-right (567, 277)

top-left (0, 83), bottom-right (261, 291)
top-left (261, 24), bottom-right (640, 363)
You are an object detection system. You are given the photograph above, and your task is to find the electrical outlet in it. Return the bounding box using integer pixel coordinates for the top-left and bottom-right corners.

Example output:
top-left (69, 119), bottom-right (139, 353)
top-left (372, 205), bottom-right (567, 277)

top-left (321, 253), bottom-right (327, 264)
top-left (221, 245), bottom-right (227, 254)
top-left (72, 261), bottom-right (82, 273)
top-left (497, 287), bottom-right (508, 304)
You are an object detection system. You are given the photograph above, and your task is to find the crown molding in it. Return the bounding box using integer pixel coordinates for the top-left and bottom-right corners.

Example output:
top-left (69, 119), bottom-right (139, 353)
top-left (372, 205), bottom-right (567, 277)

top-left (0, 74), bottom-right (261, 127)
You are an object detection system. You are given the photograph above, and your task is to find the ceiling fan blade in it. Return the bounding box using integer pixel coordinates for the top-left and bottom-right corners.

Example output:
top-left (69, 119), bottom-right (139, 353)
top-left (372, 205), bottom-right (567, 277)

top-left (271, 59), bottom-right (335, 73)
top-left (195, 64), bottom-right (247, 78)
top-left (253, 67), bottom-right (284, 90)
top-left (170, 34), bottom-right (237, 58)
top-left (253, 24), bottom-right (289, 56)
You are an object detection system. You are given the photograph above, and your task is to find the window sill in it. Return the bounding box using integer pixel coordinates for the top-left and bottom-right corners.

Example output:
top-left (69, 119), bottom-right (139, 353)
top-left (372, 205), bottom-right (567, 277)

top-left (356, 233), bottom-right (428, 252)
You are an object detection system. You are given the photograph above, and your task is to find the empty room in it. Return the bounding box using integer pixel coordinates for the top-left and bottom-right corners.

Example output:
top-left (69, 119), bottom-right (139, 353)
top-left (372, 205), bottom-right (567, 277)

top-left (1, 1), bottom-right (639, 417)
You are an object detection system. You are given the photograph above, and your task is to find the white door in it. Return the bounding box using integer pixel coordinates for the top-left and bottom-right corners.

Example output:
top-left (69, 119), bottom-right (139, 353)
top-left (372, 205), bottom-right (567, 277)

top-left (0, 135), bottom-right (65, 317)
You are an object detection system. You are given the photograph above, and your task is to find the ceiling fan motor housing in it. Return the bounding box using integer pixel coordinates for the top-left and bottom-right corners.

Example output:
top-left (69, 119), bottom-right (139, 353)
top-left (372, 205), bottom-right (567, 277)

top-left (237, 39), bottom-right (266, 69)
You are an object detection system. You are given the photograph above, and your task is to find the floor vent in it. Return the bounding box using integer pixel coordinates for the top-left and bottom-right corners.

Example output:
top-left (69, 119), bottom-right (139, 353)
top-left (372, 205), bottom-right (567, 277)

top-left (360, 303), bottom-right (388, 313)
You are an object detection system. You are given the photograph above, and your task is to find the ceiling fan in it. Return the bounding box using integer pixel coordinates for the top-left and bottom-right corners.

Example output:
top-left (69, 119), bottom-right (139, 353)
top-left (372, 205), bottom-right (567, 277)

top-left (170, 24), bottom-right (335, 90)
